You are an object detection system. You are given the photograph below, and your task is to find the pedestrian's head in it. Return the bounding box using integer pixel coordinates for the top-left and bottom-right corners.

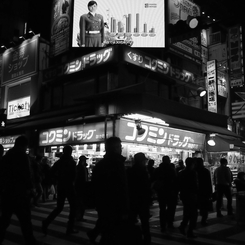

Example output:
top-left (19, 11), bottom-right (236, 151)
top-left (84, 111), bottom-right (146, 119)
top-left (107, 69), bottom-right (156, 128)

top-left (185, 157), bottom-right (194, 169)
top-left (0, 144), bottom-right (4, 157)
top-left (162, 155), bottom-right (171, 165)
top-left (14, 135), bottom-right (28, 152)
top-left (178, 159), bottom-right (184, 167)
top-left (105, 137), bottom-right (122, 155)
top-left (88, 1), bottom-right (97, 12)
top-left (79, 155), bottom-right (88, 165)
top-left (220, 158), bottom-right (228, 166)
top-left (63, 145), bottom-right (73, 156)
top-left (134, 152), bottom-right (147, 167)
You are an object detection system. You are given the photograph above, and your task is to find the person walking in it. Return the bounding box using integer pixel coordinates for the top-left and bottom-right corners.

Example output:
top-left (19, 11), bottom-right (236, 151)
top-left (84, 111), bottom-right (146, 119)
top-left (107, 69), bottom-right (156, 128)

top-left (153, 155), bottom-right (178, 233)
top-left (127, 152), bottom-right (151, 245)
top-left (178, 157), bottom-right (198, 238)
top-left (41, 145), bottom-right (78, 235)
top-left (0, 135), bottom-right (37, 245)
top-left (87, 137), bottom-right (129, 245)
top-left (75, 155), bottom-right (88, 221)
top-left (195, 157), bottom-right (213, 225)
top-left (213, 158), bottom-right (233, 217)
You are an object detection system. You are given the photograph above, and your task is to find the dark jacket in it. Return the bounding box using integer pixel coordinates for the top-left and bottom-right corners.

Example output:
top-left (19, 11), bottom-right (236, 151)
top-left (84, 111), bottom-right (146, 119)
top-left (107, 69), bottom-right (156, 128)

top-left (92, 153), bottom-right (129, 215)
top-left (127, 164), bottom-right (151, 209)
top-left (234, 177), bottom-right (245, 192)
top-left (153, 162), bottom-right (177, 195)
top-left (178, 168), bottom-right (199, 201)
top-left (196, 166), bottom-right (212, 198)
top-left (0, 147), bottom-right (33, 197)
top-left (50, 154), bottom-right (76, 188)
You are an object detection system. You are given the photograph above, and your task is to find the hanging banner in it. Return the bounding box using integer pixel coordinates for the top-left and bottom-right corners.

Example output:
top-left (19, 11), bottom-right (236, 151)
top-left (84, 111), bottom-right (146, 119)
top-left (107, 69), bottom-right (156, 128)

top-left (207, 60), bottom-right (218, 113)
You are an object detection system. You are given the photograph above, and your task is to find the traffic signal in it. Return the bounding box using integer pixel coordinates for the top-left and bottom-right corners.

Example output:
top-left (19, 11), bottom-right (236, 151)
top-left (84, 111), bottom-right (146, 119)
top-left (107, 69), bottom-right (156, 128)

top-left (168, 16), bottom-right (202, 43)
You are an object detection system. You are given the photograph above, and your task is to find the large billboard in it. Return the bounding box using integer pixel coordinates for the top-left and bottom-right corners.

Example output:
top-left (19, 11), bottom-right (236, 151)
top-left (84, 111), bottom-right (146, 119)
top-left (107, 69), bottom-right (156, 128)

top-left (51, 0), bottom-right (73, 57)
top-left (72, 0), bottom-right (165, 48)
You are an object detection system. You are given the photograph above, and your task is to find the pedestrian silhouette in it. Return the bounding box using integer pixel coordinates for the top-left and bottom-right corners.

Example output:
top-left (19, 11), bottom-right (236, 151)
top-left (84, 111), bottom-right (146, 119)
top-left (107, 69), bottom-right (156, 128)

top-left (42, 145), bottom-right (78, 235)
top-left (0, 135), bottom-right (37, 245)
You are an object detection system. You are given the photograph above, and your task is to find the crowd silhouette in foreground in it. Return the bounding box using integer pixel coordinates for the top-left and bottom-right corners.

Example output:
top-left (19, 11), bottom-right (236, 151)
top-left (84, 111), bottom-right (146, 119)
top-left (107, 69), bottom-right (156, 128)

top-left (0, 135), bottom-right (242, 245)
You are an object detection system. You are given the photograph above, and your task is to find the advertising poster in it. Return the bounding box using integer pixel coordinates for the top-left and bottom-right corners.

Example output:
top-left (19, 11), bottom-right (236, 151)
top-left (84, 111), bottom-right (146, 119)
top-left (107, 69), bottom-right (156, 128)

top-left (51, 0), bottom-right (73, 56)
top-left (72, 0), bottom-right (165, 48)
top-left (2, 36), bottom-right (38, 84)
top-left (7, 96), bottom-right (30, 120)
top-left (168, 0), bottom-right (201, 64)
top-left (206, 60), bottom-right (217, 113)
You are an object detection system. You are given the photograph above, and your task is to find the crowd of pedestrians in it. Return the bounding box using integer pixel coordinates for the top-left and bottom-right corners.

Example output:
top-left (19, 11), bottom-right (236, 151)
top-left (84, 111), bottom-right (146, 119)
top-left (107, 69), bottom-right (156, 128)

top-left (0, 135), bottom-right (241, 245)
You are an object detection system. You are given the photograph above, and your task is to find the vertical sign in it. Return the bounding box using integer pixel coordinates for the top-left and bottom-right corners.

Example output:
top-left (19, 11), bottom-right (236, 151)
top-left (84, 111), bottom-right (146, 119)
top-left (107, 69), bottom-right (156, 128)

top-left (229, 25), bottom-right (244, 87)
top-left (207, 60), bottom-right (218, 113)
top-left (50, 0), bottom-right (73, 57)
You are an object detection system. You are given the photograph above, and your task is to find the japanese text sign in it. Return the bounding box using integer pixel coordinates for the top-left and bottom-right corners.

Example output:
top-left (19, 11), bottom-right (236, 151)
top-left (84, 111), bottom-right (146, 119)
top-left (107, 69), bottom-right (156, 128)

top-left (43, 47), bottom-right (115, 81)
top-left (39, 121), bottom-right (113, 146)
top-left (123, 46), bottom-right (199, 85)
top-left (117, 119), bottom-right (205, 151)
top-left (2, 36), bottom-right (38, 84)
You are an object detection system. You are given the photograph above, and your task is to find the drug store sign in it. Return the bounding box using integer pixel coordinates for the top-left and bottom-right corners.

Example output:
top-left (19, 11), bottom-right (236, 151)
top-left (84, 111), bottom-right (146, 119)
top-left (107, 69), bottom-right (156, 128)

top-left (118, 119), bottom-right (205, 151)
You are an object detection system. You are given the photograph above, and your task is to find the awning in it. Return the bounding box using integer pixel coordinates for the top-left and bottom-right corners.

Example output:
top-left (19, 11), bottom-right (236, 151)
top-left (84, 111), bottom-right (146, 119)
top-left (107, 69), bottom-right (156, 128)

top-left (141, 110), bottom-right (241, 138)
top-left (206, 135), bottom-right (245, 152)
top-left (5, 112), bottom-right (83, 130)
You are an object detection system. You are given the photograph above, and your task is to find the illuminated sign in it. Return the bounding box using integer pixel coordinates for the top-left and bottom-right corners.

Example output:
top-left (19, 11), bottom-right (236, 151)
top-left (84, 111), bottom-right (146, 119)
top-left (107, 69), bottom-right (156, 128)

top-left (50, 0), bottom-right (73, 57)
top-left (7, 96), bottom-right (30, 120)
top-left (2, 36), bottom-right (38, 84)
top-left (206, 60), bottom-right (217, 113)
top-left (43, 46), bottom-right (115, 81)
top-left (117, 119), bottom-right (205, 151)
top-left (217, 71), bottom-right (227, 97)
top-left (39, 121), bottom-right (113, 146)
top-left (0, 135), bottom-right (19, 147)
top-left (123, 46), bottom-right (199, 85)
top-left (72, 0), bottom-right (165, 48)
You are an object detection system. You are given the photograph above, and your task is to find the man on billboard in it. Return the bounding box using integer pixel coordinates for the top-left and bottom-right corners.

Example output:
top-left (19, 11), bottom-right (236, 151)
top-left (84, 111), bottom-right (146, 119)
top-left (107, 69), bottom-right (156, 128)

top-left (79, 1), bottom-right (104, 47)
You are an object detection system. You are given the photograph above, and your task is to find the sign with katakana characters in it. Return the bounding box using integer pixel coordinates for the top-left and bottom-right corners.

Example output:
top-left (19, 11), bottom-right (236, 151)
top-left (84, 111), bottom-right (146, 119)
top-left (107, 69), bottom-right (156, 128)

top-left (39, 121), bottom-right (113, 146)
top-left (123, 46), bottom-right (200, 86)
top-left (118, 118), bottom-right (205, 151)
top-left (43, 46), bottom-right (116, 82)
top-left (2, 36), bottom-right (38, 84)
top-left (0, 135), bottom-right (19, 147)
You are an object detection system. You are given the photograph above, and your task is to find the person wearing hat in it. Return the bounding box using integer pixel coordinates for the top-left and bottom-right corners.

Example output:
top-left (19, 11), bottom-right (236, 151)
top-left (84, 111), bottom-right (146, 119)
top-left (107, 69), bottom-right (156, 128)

top-left (127, 152), bottom-right (152, 245)
top-left (42, 145), bottom-right (78, 235)
top-left (75, 155), bottom-right (88, 221)
top-left (79, 1), bottom-right (104, 47)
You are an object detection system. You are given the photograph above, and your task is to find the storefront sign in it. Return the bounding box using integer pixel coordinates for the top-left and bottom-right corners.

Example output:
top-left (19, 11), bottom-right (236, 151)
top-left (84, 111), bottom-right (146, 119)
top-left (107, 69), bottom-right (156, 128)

top-left (7, 96), bottom-right (30, 120)
top-left (117, 119), bottom-right (205, 151)
top-left (39, 121), bottom-right (113, 146)
top-left (0, 135), bottom-right (19, 147)
top-left (50, 0), bottom-right (73, 57)
top-left (43, 47), bottom-right (115, 82)
top-left (217, 71), bottom-right (227, 97)
top-left (123, 46), bottom-right (200, 85)
top-left (2, 36), bottom-right (38, 84)
top-left (206, 60), bottom-right (218, 113)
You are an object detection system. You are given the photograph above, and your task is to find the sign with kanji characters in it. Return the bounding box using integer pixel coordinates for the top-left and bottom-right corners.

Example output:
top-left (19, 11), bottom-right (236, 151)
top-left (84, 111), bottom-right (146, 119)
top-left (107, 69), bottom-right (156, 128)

top-left (206, 60), bottom-right (218, 113)
top-left (43, 46), bottom-right (116, 82)
top-left (39, 121), bottom-right (113, 146)
top-left (7, 96), bottom-right (30, 120)
top-left (123, 46), bottom-right (200, 86)
top-left (1, 36), bottom-right (38, 84)
top-left (117, 118), bottom-right (205, 151)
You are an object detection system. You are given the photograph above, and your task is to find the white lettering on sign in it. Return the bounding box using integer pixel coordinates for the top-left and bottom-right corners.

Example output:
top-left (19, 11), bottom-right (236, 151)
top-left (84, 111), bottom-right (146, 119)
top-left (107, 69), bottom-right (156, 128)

top-left (120, 120), bottom-right (204, 151)
top-left (7, 96), bottom-right (30, 120)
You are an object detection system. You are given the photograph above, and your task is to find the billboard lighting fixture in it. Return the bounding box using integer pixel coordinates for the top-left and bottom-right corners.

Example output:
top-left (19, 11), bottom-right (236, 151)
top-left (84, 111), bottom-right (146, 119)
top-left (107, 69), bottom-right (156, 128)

top-left (207, 133), bottom-right (216, 146)
top-left (197, 87), bottom-right (207, 97)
